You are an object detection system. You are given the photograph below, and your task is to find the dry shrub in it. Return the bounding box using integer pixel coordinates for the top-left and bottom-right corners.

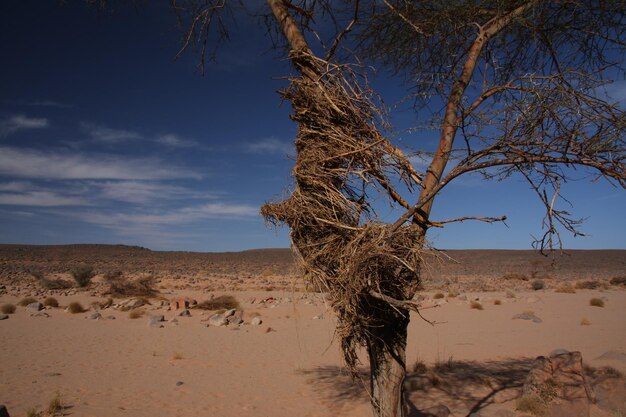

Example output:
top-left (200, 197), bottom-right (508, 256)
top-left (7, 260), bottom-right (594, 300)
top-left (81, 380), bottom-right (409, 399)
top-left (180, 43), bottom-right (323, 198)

top-left (107, 274), bottom-right (157, 298)
top-left (609, 276), bottom-right (626, 286)
top-left (18, 297), bottom-right (37, 306)
top-left (44, 297), bottom-right (59, 308)
top-left (1, 303), bottom-right (16, 314)
top-left (196, 295), bottom-right (240, 310)
top-left (67, 302), bottom-right (86, 314)
top-left (580, 318), bottom-right (591, 325)
top-left (31, 270), bottom-right (72, 290)
top-left (531, 279), bottom-right (545, 290)
top-left (70, 264), bottom-right (95, 287)
top-left (47, 392), bottom-right (63, 416)
top-left (172, 352), bottom-right (184, 360)
top-left (576, 280), bottom-right (600, 290)
top-left (447, 290), bottom-right (459, 298)
top-left (98, 297), bottom-right (113, 309)
top-left (128, 308), bottom-right (145, 319)
top-left (259, 54), bottom-right (423, 373)
top-left (589, 298), bottom-right (605, 307)
top-left (433, 292), bottom-right (445, 299)
top-left (505, 290), bottom-right (516, 298)
top-left (493, 299), bottom-right (502, 305)
top-left (470, 301), bottom-right (483, 310)
top-left (555, 284), bottom-right (576, 293)
top-left (502, 273), bottom-right (529, 281)
top-left (412, 358), bottom-right (427, 374)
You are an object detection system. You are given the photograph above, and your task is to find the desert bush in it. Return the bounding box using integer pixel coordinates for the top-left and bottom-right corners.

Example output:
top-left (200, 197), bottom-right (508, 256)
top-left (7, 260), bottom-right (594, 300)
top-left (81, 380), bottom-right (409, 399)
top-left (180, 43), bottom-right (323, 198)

top-left (609, 276), bottom-right (626, 286)
top-left (502, 273), bottom-right (528, 281)
top-left (128, 308), bottom-right (145, 319)
top-left (493, 299), bottom-right (502, 305)
top-left (589, 298), bottom-right (605, 307)
top-left (30, 269), bottom-right (45, 281)
top-left (44, 297), bottom-right (59, 308)
top-left (433, 292), bottom-right (445, 299)
top-left (47, 392), bottom-right (63, 416)
top-left (516, 395), bottom-right (545, 415)
top-left (447, 290), bottom-right (459, 298)
top-left (196, 295), bottom-right (240, 310)
top-left (580, 318), bottom-right (591, 325)
top-left (70, 264), bottom-right (95, 287)
top-left (99, 297), bottom-right (113, 309)
top-left (18, 296), bottom-right (37, 306)
top-left (107, 275), bottom-right (156, 298)
top-left (531, 279), bottom-right (545, 290)
top-left (103, 270), bottom-right (123, 281)
top-left (1, 303), bottom-right (16, 314)
top-left (67, 301), bottom-right (85, 314)
top-left (576, 280), bottom-right (600, 290)
top-left (412, 358), bottom-right (428, 374)
top-left (555, 284), bottom-right (576, 293)
top-left (470, 301), bottom-right (483, 310)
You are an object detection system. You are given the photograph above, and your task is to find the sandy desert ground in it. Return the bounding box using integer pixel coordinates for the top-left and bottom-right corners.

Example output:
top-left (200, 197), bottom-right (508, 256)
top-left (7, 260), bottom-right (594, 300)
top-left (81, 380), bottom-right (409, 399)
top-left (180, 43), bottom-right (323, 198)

top-left (0, 245), bottom-right (625, 417)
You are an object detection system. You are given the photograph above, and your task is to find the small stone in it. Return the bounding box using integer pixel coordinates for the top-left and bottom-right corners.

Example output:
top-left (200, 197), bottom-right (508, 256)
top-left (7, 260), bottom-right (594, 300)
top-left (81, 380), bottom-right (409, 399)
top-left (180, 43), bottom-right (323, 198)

top-left (169, 317), bottom-right (179, 323)
top-left (0, 405), bottom-right (9, 417)
top-left (312, 315), bottom-right (323, 320)
top-left (151, 314), bottom-right (165, 322)
top-left (493, 410), bottom-right (516, 417)
top-left (208, 314), bottom-right (228, 327)
top-left (526, 296), bottom-right (541, 303)
top-left (251, 317), bottom-right (262, 326)
top-left (549, 348), bottom-right (570, 357)
top-left (30, 311), bottom-right (49, 318)
top-left (223, 309), bottom-right (236, 318)
top-left (106, 315), bottom-right (116, 320)
top-left (26, 302), bottom-right (44, 312)
top-left (175, 381), bottom-right (184, 386)
top-left (88, 312), bottom-right (102, 320)
top-left (178, 309), bottom-right (191, 317)
top-left (227, 316), bottom-right (243, 325)
top-left (0, 314), bottom-right (8, 320)
top-left (595, 351), bottom-right (626, 362)
top-left (512, 313), bottom-right (542, 323)
top-left (149, 316), bottom-right (165, 328)
top-left (44, 372), bottom-right (62, 377)
top-left (265, 327), bottom-right (275, 333)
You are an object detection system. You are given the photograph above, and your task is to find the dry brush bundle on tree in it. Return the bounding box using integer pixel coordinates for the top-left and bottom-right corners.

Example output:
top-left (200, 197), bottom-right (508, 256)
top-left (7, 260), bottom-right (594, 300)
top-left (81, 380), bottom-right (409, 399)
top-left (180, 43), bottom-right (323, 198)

top-left (170, 1), bottom-right (625, 416)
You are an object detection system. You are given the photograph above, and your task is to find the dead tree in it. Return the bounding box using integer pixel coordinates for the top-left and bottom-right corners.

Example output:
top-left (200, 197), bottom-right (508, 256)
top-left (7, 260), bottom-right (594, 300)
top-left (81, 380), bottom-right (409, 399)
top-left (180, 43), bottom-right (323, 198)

top-left (173, 1), bottom-right (625, 416)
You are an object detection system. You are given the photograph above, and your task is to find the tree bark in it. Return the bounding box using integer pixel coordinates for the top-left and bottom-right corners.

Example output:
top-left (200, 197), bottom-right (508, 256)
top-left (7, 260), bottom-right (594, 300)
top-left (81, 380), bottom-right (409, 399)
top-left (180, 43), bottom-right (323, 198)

top-left (367, 310), bottom-right (410, 417)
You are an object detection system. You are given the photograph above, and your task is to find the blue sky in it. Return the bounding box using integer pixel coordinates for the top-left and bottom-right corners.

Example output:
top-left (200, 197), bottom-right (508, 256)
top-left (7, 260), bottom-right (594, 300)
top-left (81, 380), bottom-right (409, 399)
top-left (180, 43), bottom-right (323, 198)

top-left (0, 1), bottom-right (624, 251)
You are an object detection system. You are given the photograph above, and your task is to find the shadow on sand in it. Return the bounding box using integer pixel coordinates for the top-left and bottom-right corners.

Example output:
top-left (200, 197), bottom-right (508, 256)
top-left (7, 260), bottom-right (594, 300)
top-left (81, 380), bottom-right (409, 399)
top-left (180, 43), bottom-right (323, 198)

top-left (298, 357), bottom-right (536, 417)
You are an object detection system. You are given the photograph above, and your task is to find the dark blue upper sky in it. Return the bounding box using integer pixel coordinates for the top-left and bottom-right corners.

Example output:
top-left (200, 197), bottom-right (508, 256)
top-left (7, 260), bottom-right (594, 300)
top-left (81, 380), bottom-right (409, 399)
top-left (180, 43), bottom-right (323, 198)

top-left (0, 1), bottom-right (624, 251)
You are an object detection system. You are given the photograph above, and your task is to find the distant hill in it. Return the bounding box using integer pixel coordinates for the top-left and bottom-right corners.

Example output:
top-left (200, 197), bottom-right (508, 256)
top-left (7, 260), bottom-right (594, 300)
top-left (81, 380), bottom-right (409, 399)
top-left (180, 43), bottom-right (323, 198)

top-left (0, 244), bottom-right (623, 285)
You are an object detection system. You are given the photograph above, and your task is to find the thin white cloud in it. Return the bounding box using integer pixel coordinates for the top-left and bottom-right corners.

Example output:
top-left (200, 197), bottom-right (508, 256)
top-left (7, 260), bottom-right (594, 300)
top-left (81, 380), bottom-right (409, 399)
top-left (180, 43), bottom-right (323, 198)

top-left (0, 114), bottom-right (49, 137)
top-left (95, 180), bottom-right (209, 204)
top-left (0, 181), bottom-right (33, 192)
top-left (0, 191), bottom-right (89, 206)
top-left (2, 99), bottom-right (72, 108)
top-left (0, 146), bottom-right (201, 180)
top-left (245, 137), bottom-right (293, 155)
top-left (80, 122), bottom-right (142, 143)
top-left (156, 134), bottom-right (199, 148)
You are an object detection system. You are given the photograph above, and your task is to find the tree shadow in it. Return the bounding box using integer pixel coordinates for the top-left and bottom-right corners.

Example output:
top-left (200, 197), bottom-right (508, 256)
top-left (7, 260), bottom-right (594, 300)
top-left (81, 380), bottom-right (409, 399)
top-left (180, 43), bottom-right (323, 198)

top-left (297, 357), bottom-right (536, 417)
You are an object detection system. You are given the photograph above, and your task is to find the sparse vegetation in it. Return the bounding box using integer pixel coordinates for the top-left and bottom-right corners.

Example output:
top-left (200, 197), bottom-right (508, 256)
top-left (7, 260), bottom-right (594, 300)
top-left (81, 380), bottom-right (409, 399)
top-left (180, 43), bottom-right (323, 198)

top-left (172, 352), bottom-right (184, 360)
top-left (609, 276), bottom-right (626, 286)
top-left (470, 301), bottom-right (483, 310)
top-left (67, 302), bottom-right (86, 314)
top-left (502, 273), bottom-right (529, 281)
top-left (493, 299), bottom-right (502, 305)
top-left (576, 280), bottom-right (600, 290)
top-left (47, 392), bottom-right (63, 416)
top-left (589, 298), bottom-right (605, 307)
top-left (506, 290), bottom-right (516, 299)
top-left (555, 284), bottom-right (576, 293)
top-left (447, 290), bottom-right (459, 298)
top-left (196, 295), bottom-right (240, 311)
top-left (531, 279), bottom-right (545, 290)
top-left (411, 358), bottom-right (427, 374)
top-left (44, 297), bottom-right (59, 308)
top-left (1, 303), bottom-right (16, 314)
top-left (516, 395), bottom-right (546, 415)
top-left (128, 308), bottom-right (145, 319)
top-left (99, 297), bottom-right (114, 309)
top-left (580, 318), bottom-right (591, 325)
top-left (18, 297), bottom-right (37, 306)
top-left (433, 292), bottom-right (445, 299)
top-left (70, 263), bottom-right (95, 287)
top-left (106, 274), bottom-right (156, 297)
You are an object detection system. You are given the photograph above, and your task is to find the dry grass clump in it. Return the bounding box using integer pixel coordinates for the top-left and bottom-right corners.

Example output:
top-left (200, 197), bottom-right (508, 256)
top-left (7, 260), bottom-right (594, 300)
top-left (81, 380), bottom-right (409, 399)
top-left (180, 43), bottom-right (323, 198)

top-left (470, 301), bottom-right (483, 310)
top-left (447, 290), bottom-right (459, 298)
top-left (128, 308), bottom-right (145, 319)
top-left (196, 295), bottom-right (240, 311)
top-left (589, 298), bottom-right (605, 307)
top-left (1, 303), bottom-right (16, 314)
top-left (47, 392), bottom-right (63, 416)
top-left (516, 395), bottom-right (546, 415)
top-left (555, 284), bottom-right (576, 293)
top-left (609, 276), bottom-right (626, 286)
top-left (493, 299), bottom-right (502, 305)
top-left (433, 292), bottom-right (445, 299)
top-left (67, 302), bottom-right (86, 314)
top-left (172, 352), bottom-right (184, 360)
top-left (70, 264), bottom-right (95, 287)
top-left (44, 297), bottom-right (59, 308)
top-left (576, 280), bottom-right (601, 290)
top-left (18, 297), bottom-right (38, 306)
top-left (411, 358), bottom-right (428, 374)
top-left (580, 318), bottom-right (592, 325)
top-left (106, 273), bottom-right (157, 298)
top-left (31, 270), bottom-right (72, 290)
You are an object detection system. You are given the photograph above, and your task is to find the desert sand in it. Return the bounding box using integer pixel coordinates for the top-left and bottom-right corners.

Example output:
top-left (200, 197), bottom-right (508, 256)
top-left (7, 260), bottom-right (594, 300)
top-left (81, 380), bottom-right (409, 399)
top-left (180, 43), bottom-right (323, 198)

top-left (0, 245), bottom-right (624, 417)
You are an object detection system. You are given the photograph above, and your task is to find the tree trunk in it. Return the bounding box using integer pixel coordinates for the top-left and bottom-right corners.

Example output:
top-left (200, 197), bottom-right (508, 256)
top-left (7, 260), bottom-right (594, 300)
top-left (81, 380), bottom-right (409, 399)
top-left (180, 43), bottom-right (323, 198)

top-left (367, 311), bottom-right (409, 417)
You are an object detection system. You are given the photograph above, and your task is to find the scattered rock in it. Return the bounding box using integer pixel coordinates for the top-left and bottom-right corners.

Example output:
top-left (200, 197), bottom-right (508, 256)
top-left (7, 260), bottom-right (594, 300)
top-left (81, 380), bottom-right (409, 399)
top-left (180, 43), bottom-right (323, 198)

top-left (522, 351), bottom-right (594, 417)
top-left (312, 315), bottom-right (323, 320)
top-left (44, 372), bottom-right (62, 377)
top-left (169, 297), bottom-right (196, 311)
top-left (124, 298), bottom-right (145, 309)
top-left (223, 309), bottom-right (236, 318)
top-left (175, 381), bottom-right (184, 386)
top-left (150, 314), bottom-right (165, 322)
top-left (493, 410), bottom-right (516, 417)
top-left (169, 317), bottom-right (179, 324)
top-left (227, 315), bottom-right (243, 325)
top-left (88, 312), bottom-right (102, 320)
top-left (149, 315), bottom-right (165, 328)
top-left (30, 311), bottom-right (49, 318)
top-left (178, 309), bottom-right (191, 317)
top-left (26, 302), bottom-right (44, 312)
top-left (208, 314), bottom-right (227, 327)
top-left (593, 377), bottom-right (626, 414)
top-left (421, 404), bottom-right (450, 417)
top-left (526, 296), bottom-right (541, 303)
top-left (106, 315), bottom-right (116, 320)
top-left (512, 312), bottom-right (542, 323)
top-left (549, 349), bottom-right (570, 357)
top-left (250, 317), bottom-right (262, 326)
top-left (265, 327), bottom-right (275, 333)
top-left (0, 405), bottom-right (9, 417)
top-left (0, 314), bottom-right (8, 320)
